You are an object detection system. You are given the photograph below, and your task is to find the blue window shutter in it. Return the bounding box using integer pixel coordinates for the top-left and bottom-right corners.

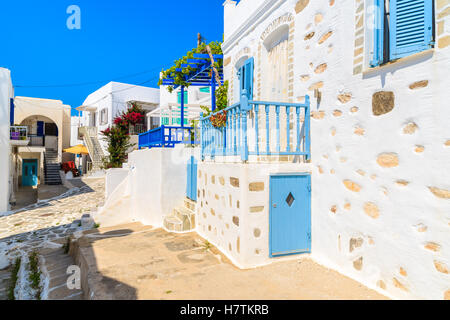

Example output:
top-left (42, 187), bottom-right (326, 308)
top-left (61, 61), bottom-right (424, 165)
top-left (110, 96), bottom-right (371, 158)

top-left (239, 57), bottom-right (254, 99)
top-left (390, 0), bottom-right (433, 60)
top-left (10, 98), bottom-right (14, 125)
top-left (370, 0), bottom-right (385, 67)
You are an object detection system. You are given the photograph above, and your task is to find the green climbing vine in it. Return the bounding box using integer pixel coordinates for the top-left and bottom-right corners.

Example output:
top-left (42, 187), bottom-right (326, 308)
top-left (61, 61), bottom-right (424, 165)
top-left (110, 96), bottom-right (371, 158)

top-left (158, 41), bottom-right (223, 93)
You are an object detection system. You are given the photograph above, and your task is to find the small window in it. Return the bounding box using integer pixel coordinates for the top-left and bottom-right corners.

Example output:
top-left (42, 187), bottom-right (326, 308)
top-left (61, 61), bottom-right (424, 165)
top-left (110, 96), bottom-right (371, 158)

top-left (99, 108), bottom-right (108, 125)
top-left (370, 0), bottom-right (434, 67)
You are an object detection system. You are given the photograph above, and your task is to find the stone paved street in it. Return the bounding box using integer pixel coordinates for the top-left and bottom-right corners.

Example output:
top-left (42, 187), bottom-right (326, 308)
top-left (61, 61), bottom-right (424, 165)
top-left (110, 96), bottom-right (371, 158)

top-left (0, 177), bottom-right (105, 300)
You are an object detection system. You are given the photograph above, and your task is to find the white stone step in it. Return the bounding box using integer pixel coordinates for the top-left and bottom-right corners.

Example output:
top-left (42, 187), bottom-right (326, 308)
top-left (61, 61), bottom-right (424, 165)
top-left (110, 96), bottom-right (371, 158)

top-left (163, 215), bottom-right (183, 232)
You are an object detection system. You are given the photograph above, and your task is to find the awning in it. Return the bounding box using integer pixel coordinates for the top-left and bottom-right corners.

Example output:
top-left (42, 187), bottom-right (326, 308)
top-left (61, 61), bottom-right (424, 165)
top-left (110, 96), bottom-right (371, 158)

top-left (63, 144), bottom-right (89, 155)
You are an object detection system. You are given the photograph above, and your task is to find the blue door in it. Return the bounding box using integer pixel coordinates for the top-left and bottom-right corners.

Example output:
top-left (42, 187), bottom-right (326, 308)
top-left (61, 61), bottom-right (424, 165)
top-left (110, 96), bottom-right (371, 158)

top-left (270, 174), bottom-right (311, 257)
top-left (22, 159), bottom-right (38, 187)
top-left (186, 156), bottom-right (197, 201)
top-left (37, 121), bottom-right (44, 137)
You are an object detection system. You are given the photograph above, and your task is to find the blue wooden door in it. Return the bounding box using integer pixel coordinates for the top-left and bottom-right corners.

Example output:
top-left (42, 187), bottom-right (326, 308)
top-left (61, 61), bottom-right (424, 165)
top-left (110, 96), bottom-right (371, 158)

top-left (22, 159), bottom-right (38, 187)
top-left (37, 121), bottom-right (44, 137)
top-left (186, 156), bottom-right (197, 201)
top-left (270, 174), bottom-right (311, 257)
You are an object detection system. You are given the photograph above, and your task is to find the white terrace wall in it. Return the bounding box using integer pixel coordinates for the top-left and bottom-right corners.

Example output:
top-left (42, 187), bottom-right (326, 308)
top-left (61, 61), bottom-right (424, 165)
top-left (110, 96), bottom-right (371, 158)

top-left (0, 68), bottom-right (13, 213)
top-left (197, 162), bottom-right (312, 268)
top-left (220, 0), bottom-right (450, 299)
top-left (96, 145), bottom-right (200, 228)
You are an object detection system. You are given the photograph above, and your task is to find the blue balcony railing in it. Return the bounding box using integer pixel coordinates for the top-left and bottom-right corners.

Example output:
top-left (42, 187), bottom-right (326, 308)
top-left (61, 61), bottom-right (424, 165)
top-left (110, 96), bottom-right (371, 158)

top-left (200, 91), bottom-right (311, 162)
top-left (138, 125), bottom-right (200, 149)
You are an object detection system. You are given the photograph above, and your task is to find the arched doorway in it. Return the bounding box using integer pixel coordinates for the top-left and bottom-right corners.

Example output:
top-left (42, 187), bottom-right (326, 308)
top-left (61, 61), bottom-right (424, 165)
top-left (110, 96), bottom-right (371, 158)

top-left (20, 115), bottom-right (59, 150)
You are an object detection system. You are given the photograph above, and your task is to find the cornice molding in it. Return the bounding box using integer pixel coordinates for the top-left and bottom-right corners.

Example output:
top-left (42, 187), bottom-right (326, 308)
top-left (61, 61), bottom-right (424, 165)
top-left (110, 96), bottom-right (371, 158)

top-left (222, 0), bottom-right (288, 54)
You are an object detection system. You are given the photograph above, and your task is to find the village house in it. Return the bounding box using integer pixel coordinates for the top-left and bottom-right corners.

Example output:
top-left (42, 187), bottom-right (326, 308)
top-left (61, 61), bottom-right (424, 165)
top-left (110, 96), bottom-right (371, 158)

top-left (0, 68), bottom-right (13, 213)
top-left (93, 0), bottom-right (449, 300)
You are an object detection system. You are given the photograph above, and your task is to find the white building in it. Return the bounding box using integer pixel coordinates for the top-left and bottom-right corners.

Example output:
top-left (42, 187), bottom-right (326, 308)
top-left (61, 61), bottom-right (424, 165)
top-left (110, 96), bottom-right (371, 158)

top-left (77, 81), bottom-right (160, 154)
top-left (0, 68), bottom-right (13, 213)
top-left (95, 0), bottom-right (450, 300)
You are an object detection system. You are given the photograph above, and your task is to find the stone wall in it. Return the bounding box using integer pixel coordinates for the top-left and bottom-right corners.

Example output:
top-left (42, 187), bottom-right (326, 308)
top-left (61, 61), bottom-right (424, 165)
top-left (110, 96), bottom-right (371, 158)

top-left (197, 161), bottom-right (312, 268)
top-left (222, 0), bottom-right (450, 299)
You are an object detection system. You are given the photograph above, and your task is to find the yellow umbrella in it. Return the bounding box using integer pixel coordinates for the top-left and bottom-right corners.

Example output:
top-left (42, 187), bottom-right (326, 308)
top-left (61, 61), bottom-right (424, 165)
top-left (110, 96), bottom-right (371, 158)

top-left (63, 144), bottom-right (89, 155)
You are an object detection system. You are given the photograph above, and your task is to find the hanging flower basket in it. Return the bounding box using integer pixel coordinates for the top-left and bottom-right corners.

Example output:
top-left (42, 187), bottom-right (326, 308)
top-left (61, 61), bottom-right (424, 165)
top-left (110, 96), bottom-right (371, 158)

top-left (210, 110), bottom-right (227, 128)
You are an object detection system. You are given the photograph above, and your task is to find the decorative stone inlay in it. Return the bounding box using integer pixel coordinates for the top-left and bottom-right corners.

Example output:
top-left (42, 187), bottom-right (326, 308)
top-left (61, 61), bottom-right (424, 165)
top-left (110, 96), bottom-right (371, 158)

top-left (224, 56), bottom-right (231, 67)
top-left (425, 242), bottom-right (441, 252)
top-left (439, 35), bottom-right (450, 49)
top-left (250, 206), bottom-right (264, 213)
top-left (219, 176), bottom-right (225, 186)
top-left (377, 153), bottom-right (399, 168)
top-left (317, 166), bottom-right (324, 174)
top-left (403, 122), bottom-right (418, 135)
top-left (232, 216), bottom-right (239, 226)
top-left (249, 182), bottom-right (264, 192)
top-left (230, 177), bottom-right (240, 187)
top-left (318, 31), bottom-right (333, 44)
top-left (409, 80), bottom-right (429, 90)
top-left (210, 208), bottom-right (215, 216)
top-left (415, 145), bottom-right (425, 153)
top-left (337, 93), bottom-right (352, 104)
top-left (300, 74), bottom-right (310, 82)
top-left (445, 140), bottom-right (450, 147)
top-left (354, 126), bottom-right (365, 136)
top-left (260, 13), bottom-right (294, 41)
top-left (254, 228), bottom-right (261, 238)
top-left (330, 205), bottom-right (337, 214)
top-left (393, 278), bottom-right (408, 291)
top-left (344, 203), bottom-right (351, 210)
top-left (415, 223), bottom-right (428, 233)
top-left (353, 257), bottom-right (363, 271)
top-left (364, 202), bottom-right (380, 219)
top-left (211, 175), bottom-right (215, 184)
top-left (304, 31), bottom-right (315, 40)
top-left (343, 180), bottom-right (362, 192)
top-left (399, 267), bottom-right (408, 277)
top-left (315, 13), bottom-right (323, 25)
top-left (434, 261), bottom-right (450, 274)
top-left (428, 187), bottom-right (450, 199)
top-left (295, 0), bottom-right (310, 13)
top-left (311, 111), bottom-right (325, 120)
top-left (377, 280), bottom-right (386, 290)
top-left (314, 63), bottom-right (327, 74)
top-left (308, 81), bottom-right (324, 90)
top-left (349, 238), bottom-right (363, 252)
top-left (333, 110), bottom-right (342, 117)
top-left (350, 106), bottom-right (359, 113)
top-left (372, 91), bottom-right (395, 116)
top-left (396, 180), bottom-right (409, 187)
top-left (356, 169), bottom-right (366, 176)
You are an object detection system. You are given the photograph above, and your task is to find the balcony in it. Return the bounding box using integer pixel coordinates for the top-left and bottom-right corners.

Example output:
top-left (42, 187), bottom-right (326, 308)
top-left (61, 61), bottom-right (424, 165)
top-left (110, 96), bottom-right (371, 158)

top-left (138, 125), bottom-right (200, 149)
top-left (10, 126), bottom-right (30, 146)
top-left (200, 92), bottom-right (311, 162)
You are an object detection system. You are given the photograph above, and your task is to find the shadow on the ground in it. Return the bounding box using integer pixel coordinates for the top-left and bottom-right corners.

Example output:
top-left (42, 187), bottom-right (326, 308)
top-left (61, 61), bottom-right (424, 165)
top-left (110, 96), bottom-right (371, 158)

top-left (0, 224), bottom-right (137, 300)
top-left (5, 180), bottom-right (96, 219)
top-left (72, 228), bottom-right (138, 300)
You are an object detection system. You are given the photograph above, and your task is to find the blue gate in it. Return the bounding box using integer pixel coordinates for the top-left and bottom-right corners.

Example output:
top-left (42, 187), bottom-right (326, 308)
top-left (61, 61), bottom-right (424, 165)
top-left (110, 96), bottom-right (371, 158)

top-left (269, 174), bottom-right (311, 257)
top-left (186, 156), bottom-right (197, 201)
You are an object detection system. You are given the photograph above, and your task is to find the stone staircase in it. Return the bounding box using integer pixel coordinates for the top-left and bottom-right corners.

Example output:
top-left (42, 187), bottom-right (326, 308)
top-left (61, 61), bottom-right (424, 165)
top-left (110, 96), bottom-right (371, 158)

top-left (0, 268), bottom-right (11, 300)
top-left (44, 149), bottom-right (62, 185)
top-left (79, 127), bottom-right (104, 172)
top-left (41, 246), bottom-right (83, 300)
top-left (163, 198), bottom-right (196, 233)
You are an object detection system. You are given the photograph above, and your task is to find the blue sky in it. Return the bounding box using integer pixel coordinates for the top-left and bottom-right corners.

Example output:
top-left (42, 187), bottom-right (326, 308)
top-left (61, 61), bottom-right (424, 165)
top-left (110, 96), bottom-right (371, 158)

top-left (0, 0), bottom-right (224, 116)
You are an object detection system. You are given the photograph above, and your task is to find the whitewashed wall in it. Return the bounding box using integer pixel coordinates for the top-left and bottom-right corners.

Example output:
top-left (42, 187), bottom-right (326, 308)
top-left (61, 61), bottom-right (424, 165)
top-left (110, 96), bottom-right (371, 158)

top-left (218, 0), bottom-right (450, 300)
top-left (82, 82), bottom-right (160, 153)
top-left (0, 68), bottom-right (12, 213)
top-left (197, 162), bottom-right (312, 268)
top-left (96, 145), bottom-right (200, 228)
